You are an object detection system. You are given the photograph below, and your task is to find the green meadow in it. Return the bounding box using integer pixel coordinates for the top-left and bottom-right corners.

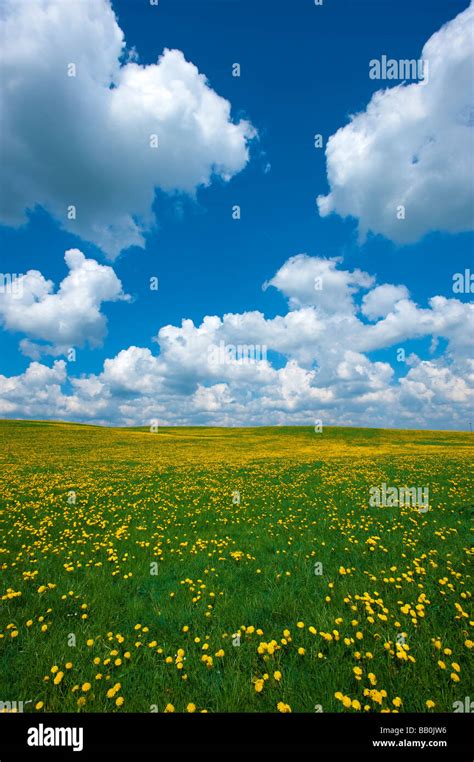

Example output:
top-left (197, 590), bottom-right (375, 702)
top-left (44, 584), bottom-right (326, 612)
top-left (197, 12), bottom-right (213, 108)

top-left (0, 420), bottom-right (472, 713)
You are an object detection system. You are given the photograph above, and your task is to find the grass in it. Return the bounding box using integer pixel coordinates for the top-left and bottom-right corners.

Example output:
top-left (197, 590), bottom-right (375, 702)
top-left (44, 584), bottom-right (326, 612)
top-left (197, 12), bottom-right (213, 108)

top-left (0, 420), bottom-right (472, 714)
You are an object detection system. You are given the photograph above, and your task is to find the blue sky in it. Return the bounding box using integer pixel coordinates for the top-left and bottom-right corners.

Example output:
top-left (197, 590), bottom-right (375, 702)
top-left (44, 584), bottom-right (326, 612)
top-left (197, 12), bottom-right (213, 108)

top-left (0, 0), bottom-right (472, 428)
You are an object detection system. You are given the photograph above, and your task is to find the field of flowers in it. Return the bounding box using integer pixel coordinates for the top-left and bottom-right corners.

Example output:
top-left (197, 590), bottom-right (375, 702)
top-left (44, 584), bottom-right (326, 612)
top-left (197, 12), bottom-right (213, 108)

top-left (0, 421), bottom-right (472, 714)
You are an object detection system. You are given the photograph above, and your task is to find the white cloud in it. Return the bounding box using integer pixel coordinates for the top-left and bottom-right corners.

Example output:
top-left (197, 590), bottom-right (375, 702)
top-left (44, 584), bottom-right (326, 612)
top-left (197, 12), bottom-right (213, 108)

top-left (336, 351), bottom-right (394, 393)
top-left (317, 3), bottom-right (474, 243)
top-left (400, 359), bottom-right (472, 404)
top-left (0, 255), bottom-right (472, 429)
top-left (359, 295), bottom-right (474, 355)
top-left (0, 0), bottom-right (256, 258)
top-left (263, 254), bottom-right (374, 313)
top-left (0, 360), bottom-right (68, 419)
top-left (0, 249), bottom-right (129, 356)
top-left (193, 383), bottom-right (232, 412)
top-left (101, 347), bottom-right (163, 394)
top-left (361, 284), bottom-right (410, 320)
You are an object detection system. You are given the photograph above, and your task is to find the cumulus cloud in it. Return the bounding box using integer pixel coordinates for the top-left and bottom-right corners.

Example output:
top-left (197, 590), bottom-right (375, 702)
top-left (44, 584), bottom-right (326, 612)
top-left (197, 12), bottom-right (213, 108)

top-left (400, 359), bottom-right (473, 405)
top-left (0, 0), bottom-right (256, 257)
top-left (361, 284), bottom-right (410, 320)
top-left (0, 361), bottom-right (68, 418)
top-left (263, 254), bottom-right (374, 313)
top-left (193, 383), bottom-right (233, 412)
top-left (317, 2), bottom-right (474, 243)
top-left (1, 255), bottom-right (471, 430)
top-left (101, 347), bottom-right (163, 395)
top-left (0, 249), bottom-right (129, 357)
top-left (336, 351), bottom-right (394, 393)
top-left (359, 295), bottom-right (474, 355)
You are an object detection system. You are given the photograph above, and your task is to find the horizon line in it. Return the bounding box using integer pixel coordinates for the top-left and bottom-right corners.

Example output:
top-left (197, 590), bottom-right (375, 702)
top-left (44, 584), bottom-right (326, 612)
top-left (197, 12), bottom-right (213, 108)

top-left (0, 418), bottom-right (472, 435)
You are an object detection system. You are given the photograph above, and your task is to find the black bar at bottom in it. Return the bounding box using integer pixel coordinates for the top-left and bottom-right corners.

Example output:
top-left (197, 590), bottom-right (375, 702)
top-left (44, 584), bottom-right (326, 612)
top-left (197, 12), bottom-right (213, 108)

top-left (0, 712), bottom-right (472, 757)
